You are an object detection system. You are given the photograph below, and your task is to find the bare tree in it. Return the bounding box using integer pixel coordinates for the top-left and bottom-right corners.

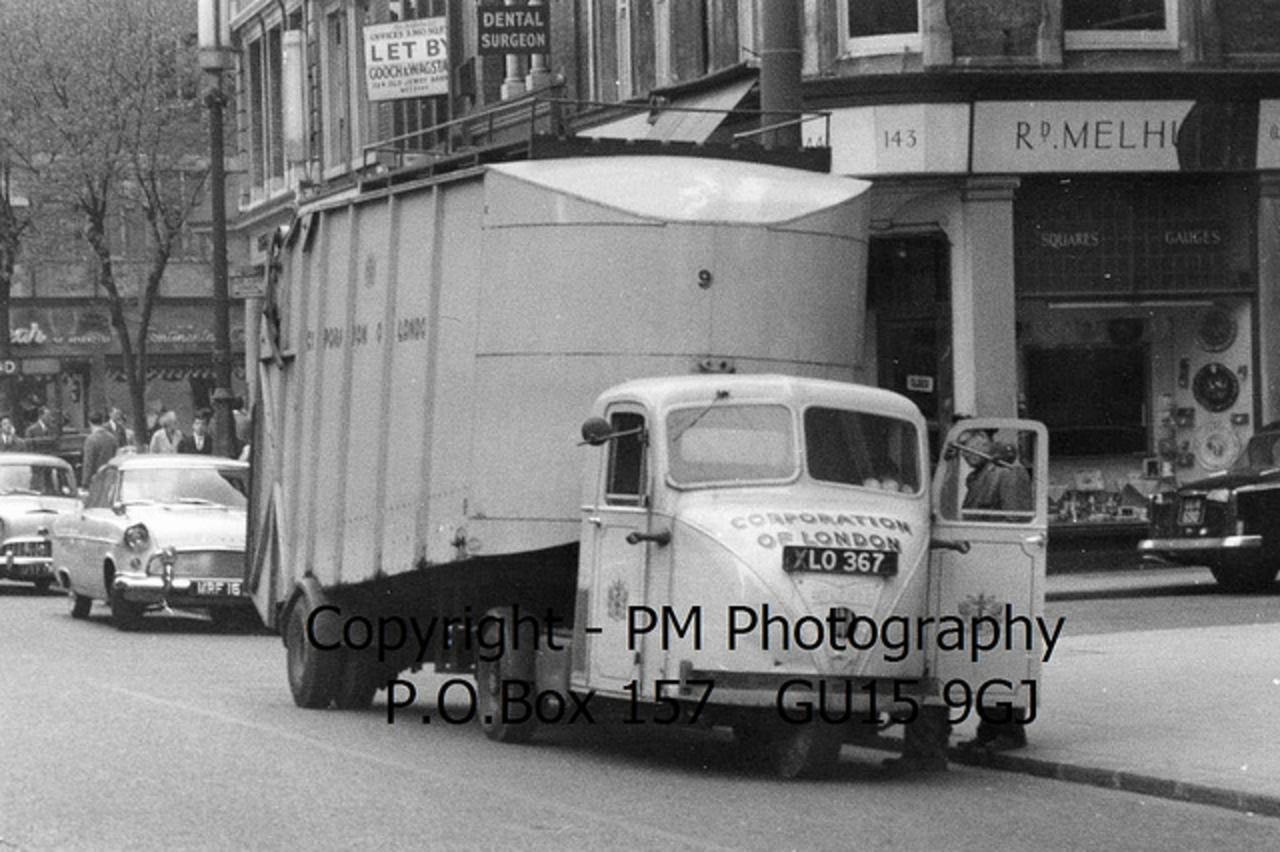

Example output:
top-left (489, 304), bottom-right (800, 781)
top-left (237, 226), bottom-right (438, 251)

top-left (0, 0), bottom-right (215, 447)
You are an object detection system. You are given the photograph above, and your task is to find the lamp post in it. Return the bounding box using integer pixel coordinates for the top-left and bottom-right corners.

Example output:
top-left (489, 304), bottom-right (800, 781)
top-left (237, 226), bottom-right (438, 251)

top-left (198, 0), bottom-right (236, 457)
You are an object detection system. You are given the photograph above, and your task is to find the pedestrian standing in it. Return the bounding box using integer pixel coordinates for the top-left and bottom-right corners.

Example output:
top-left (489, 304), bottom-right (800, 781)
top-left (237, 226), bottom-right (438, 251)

top-left (148, 410), bottom-right (183, 454)
top-left (178, 410), bottom-right (215, 455)
top-left (0, 417), bottom-right (26, 451)
top-left (81, 411), bottom-right (119, 485)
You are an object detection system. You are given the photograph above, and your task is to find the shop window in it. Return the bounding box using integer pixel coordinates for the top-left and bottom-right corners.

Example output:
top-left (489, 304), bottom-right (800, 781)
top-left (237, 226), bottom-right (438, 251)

top-left (842, 1), bottom-right (922, 57)
top-left (1064, 0), bottom-right (1178, 50)
top-left (1025, 346), bottom-right (1146, 457)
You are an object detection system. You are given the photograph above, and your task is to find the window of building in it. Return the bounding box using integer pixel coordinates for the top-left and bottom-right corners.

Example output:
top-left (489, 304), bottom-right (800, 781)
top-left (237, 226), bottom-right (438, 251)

top-left (842, 0), bottom-right (922, 57)
top-left (244, 22), bottom-right (286, 195)
top-left (1064, 0), bottom-right (1178, 49)
top-left (322, 6), bottom-right (354, 171)
top-left (373, 0), bottom-right (447, 154)
top-left (671, 0), bottom-right (740, 83)
top-left (589, 0), bottom-right (621, 102)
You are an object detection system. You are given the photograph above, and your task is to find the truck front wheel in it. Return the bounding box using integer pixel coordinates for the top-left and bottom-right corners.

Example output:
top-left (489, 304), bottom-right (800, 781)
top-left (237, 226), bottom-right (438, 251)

top-left (475, 606), bottom-right (538, 744)
top-left (285, 597), bottom-right (340, 709)
top-left (734, 714), bottom-right (843, 779)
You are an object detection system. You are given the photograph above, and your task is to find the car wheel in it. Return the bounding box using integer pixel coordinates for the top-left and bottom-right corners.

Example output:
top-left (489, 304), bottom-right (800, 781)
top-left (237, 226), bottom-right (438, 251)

top-left (68, 592), bottom-right (93, 620)
top-left (475, 606), bottom-right (538, 744)
top-left (284, 597), bottom-right (340, 709)
top-left (109, 586), bottom-right (144, 631)
top-left (1209, 561), bottom-right (1279, 593)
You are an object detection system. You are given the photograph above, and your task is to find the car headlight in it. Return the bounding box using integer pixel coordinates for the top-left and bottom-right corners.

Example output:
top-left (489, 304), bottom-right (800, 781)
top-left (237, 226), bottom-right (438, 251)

top-left (123, 524), bottom-right (150, 551)
top-left (1206, 488), bottom-right (1231, 503)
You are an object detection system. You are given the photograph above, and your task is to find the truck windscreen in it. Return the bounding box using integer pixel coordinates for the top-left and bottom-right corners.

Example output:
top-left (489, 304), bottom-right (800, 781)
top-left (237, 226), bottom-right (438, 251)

top-left (803, 407), bottom-right (921, 494)
top-left (667, 404), bottom-right (796, 486)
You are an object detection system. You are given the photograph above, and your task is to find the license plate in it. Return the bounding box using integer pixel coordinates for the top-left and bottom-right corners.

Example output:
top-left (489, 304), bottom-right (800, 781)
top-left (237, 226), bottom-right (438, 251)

top-left (1178, 498), bottom-right (1204, 526)
top-left (782, 546), bottom-right (898, 577)
top-left (195, 580), bottom-right (242, 596)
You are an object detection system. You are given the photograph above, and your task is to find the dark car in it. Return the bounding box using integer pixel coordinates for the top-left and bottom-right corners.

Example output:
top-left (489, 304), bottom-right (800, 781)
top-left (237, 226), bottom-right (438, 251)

top-left (1139, 426), bottom-right (1280, 592)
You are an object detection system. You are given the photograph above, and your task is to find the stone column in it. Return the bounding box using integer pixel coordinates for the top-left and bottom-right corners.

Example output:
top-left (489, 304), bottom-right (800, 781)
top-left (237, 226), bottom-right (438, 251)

top-left (953, 176), bottom-right (1020, 418)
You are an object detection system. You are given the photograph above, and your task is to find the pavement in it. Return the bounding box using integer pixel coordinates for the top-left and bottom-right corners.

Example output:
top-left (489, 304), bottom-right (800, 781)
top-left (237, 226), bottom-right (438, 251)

top-left (938, 564), bottom-right (1280, 818)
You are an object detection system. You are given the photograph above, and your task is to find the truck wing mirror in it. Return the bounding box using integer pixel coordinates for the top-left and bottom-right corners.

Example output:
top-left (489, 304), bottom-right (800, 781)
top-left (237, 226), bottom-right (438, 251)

top-left (580, 418), bottom-right (614, 446)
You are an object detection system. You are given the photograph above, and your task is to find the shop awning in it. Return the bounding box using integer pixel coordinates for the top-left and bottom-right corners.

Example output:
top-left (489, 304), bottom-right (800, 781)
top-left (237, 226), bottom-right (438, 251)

top-left (580, 66), bottom-right (757, 145)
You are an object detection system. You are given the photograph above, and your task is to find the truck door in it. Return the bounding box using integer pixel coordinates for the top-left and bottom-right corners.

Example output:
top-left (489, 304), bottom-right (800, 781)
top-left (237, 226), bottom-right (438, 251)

top-left (927, 418), bottom-right (1049, 720)
top-left (582, 407), bottom-right (653, 691)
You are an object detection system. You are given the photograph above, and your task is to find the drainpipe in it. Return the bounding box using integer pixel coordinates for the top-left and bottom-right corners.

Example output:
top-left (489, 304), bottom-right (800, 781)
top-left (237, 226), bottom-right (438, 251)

top-left (760, 0), bottom-right (802, 149)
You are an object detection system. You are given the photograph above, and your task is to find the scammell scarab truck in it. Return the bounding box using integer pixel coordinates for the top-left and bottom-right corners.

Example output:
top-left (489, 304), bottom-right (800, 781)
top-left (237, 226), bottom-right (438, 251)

top-left (247, 140), bottom-right (1050, 779)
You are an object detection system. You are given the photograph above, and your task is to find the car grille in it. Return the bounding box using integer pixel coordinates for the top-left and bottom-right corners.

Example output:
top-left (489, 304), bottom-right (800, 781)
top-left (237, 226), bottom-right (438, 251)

top-left (150, 550), bottom-right (244, 580)
top-left (3, 540), bottom-right (52, 558)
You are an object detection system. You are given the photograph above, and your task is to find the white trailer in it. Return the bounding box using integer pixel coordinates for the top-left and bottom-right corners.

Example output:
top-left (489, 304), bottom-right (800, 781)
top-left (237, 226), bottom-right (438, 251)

top-left (247, 151), bottom-right (1050, 777)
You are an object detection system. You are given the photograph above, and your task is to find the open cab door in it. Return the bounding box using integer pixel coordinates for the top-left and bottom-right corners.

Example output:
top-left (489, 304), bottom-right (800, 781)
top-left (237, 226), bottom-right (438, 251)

top-left (927, 419), bottom-right (1049, 725)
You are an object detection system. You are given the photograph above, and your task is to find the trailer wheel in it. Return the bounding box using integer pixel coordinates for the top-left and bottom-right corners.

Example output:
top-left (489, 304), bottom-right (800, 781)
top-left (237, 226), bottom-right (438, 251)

top-left (284, 598), bottom-right (340, 709)
top-left (476, 606), bottom-right (538, 743)
top-left (332, 653), bottom-right (380, 711)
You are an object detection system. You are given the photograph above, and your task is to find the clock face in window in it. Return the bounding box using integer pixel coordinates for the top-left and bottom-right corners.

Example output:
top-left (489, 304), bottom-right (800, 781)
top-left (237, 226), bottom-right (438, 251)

top-left (1192, 362), bottom-right (1239, 413)
top-left (1196, 307), bottom-right (1237, 353)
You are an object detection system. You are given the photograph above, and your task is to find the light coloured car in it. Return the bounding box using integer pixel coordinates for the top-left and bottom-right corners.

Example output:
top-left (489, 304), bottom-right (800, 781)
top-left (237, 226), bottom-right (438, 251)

top-left (0, 453), bottom-right (79, 592)
top-left (54, 454), bottom-right (254, 630)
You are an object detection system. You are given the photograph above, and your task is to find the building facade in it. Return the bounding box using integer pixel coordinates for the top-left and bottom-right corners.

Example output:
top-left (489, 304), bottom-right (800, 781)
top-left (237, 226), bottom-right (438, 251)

top-left (227, 0), bottom-right (1280, 541)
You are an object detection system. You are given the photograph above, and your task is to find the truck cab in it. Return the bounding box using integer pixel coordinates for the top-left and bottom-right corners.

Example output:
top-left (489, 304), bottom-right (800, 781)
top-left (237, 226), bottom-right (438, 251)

top-left (556, 374), bottom-right (1049, 776)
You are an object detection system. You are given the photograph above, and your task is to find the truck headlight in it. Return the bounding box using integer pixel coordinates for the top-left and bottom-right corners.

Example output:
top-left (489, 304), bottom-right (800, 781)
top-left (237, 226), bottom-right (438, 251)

top-left (124, 524), bottom-right (150, 551)
top-left (1206, 489), bottom-right (1231, 503)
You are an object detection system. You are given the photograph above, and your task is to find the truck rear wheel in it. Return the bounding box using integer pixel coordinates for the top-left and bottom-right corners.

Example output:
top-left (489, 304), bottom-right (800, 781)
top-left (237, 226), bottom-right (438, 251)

top-left (285, 598), bottom-right (340, 708)
top-left (476, 606), bottom-right (538, 743)
top-left (332, 653), bottom-right (380, 711)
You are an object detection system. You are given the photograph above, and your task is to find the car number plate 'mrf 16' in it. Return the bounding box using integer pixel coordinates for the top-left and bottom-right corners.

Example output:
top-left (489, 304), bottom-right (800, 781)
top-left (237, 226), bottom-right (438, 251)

top-left (195, 580), bottom-right (242, 596)
top-left (782, 546), bottom-right (898, 577)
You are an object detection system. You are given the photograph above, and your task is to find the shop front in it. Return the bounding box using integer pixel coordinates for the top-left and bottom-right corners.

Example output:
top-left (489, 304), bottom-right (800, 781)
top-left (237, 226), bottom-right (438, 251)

top-left (828, 93), bottom-right (1278, 550)
top-left (5, 303), bottom-right (246, 444)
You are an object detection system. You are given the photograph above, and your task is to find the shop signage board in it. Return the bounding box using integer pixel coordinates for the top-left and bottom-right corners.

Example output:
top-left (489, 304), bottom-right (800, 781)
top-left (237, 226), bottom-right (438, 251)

top-left (362, 17), bottom-right (449, 102)
top-left (973, 101), bottom-right (1194, 173)
top-left (824, 104), bottom-right (969, 176)
top-left (477, 4), bottom-right (550, 56)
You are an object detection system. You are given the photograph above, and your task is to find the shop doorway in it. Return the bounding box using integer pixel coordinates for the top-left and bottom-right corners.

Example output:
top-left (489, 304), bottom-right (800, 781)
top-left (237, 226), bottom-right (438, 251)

top-left (869, 234), bottom-right (951, 458)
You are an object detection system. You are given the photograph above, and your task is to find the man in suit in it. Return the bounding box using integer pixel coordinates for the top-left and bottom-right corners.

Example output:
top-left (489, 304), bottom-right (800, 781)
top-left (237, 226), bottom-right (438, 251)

top-left (178, 409), bottom-right (214, 455)
top-left (106, 406), bottom-right (131, 448)
top-left (81, 411), bottom-right (119, 485)
top-left (0, 417), bottom-right (26, 451)
top-left (24, 406), bottom-right (57, 444)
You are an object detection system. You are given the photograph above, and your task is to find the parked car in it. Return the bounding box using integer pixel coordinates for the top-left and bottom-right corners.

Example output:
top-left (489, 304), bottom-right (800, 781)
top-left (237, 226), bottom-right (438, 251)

top-left (1139, 424), bottom-right (1280, 592)
top-left (0, 453), bottom-right (80, 592)
top-left (54, 454), bottom-right (255, 629)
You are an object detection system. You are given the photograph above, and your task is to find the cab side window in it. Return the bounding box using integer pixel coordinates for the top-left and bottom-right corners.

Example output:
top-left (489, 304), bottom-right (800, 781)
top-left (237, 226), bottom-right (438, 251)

top-left (605, 412), bottom-right (646, 506)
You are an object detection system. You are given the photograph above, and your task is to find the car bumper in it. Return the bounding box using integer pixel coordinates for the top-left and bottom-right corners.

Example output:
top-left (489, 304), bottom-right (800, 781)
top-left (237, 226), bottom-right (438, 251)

top-left (1138, 534), bottom-right (1263, 554)
top-left (112, 575), bottom-right (249, 608)
top-left (0, 554), bottom-right (54, 582)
